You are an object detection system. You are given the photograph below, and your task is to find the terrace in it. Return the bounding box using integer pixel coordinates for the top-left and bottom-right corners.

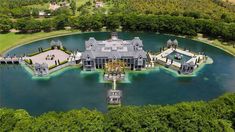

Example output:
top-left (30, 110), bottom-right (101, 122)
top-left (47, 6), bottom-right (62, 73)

top-left (20, 40), bottom-right (82, 76)
top-left (149, 39), bottom-right (209, 75)
top-left (30, 49), bottom-right (69, 67)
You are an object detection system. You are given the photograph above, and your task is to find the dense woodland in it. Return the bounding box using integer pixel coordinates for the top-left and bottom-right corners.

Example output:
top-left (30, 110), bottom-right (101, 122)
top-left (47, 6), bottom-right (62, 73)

top-left (107, 0), bottom-right (235, 22)
top-left (0, 14), bottom-right (234, 41)
top-left (0, 0), bottom-right (74, 18)
top-left (0, 0), bottom-right (234, 43)
top-left (0, 93), bottom-right (235, 131)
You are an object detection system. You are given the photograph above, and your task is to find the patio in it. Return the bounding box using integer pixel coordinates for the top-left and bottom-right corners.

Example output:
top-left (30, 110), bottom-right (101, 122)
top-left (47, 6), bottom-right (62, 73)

top-left (29, 49), bottom-right (70, 67)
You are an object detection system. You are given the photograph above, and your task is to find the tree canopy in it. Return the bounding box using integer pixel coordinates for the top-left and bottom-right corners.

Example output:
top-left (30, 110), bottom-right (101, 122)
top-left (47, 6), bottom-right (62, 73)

top-left (1, 13), bottom-right (232, 42)
top-left (106, 0), bottom-right (235, 22)
top-left (0, 93), bottom-right (235, 131)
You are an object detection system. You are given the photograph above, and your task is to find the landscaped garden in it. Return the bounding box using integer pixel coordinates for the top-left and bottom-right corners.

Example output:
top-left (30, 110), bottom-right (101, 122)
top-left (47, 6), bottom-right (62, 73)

top-left (0, 0), bottom-right (235, 131)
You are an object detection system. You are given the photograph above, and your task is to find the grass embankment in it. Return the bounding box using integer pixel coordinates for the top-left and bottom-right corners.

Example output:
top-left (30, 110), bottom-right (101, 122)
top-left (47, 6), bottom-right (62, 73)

top-left (0, 30), bottom-right (81, 55)
top-left (192, 34), bottom-right (235, 56)
top-left (0, 31), bottom-right (235, 56)
top-left (76, 0), bottom-right (90, 7)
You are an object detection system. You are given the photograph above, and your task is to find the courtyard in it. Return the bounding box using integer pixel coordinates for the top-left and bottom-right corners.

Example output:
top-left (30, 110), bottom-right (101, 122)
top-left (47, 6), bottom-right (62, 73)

top-left (29, 49), bottom-right (70, 67)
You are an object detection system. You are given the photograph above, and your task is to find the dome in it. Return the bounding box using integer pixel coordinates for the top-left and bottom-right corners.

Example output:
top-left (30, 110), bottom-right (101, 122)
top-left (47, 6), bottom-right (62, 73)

top-left (167, 39), bottom-right (172, 46)
top-left (173, 39), bottom-right (178, 45)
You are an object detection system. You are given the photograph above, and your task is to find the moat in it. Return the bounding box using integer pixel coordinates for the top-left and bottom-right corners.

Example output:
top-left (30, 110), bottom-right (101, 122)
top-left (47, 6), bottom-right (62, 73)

top-left (1, 32), bottom-right (235, 115)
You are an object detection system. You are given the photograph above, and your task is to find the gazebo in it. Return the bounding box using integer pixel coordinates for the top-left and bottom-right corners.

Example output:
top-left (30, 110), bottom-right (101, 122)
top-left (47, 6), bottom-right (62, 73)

top-left (166, 39), bottom-right (173, 48)
top-left (166, 39), bottom-right (178, 48)
top-left (50, 40), bottom-right (63, 50)
top-left (107, 89), bottom-right (122, 105)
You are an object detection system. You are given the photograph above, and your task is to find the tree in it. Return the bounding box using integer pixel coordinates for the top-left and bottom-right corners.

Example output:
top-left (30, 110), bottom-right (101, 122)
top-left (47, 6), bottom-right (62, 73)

top-left (90, 14), bottom-right (104, 31)
top-left (54, 14), bottom-right (69, 30)
top-left (0, 93), bottom-right (235, 131)
top-left (0, 17), bottom-right (12, 33)
top-left (25, 19), bottom-right (41, 33)
top-left (70, 0), bottom-right (77, 15)
top-left (105, 14), bottom-right (121, 31)
top-left (15, 18), bottom-right (41, 33)
top-left (15, 18), bottom-right (28, 33)
top-left (52, 7), bottom-right (71, 16)
top-left (41, 19), bottom-right (55, 32)
top-left (11, 8), bottom-right (31, 18)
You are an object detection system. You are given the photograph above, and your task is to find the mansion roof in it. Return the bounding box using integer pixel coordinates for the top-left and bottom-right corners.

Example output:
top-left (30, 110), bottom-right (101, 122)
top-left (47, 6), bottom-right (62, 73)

top-left (81, 36), bottom-right (147, 59)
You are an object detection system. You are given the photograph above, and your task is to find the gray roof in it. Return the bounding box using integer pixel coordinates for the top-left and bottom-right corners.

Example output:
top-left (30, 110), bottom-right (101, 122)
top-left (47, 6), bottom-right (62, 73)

top-left (107, 89), bottom-right (122, 97)
top-left (82, 37), bottom-right (147, 59)
top-left (173, 39), bottom-right (178, 45)
top-left (50, 40), bottom-right (62, 47)
top-left (167, 39), bottom-right (172, 45)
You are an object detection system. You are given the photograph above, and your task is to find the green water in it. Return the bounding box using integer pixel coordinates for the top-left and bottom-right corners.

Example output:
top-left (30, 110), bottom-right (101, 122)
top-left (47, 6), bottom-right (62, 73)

top-left (1, 32), bottom-right (235, 115)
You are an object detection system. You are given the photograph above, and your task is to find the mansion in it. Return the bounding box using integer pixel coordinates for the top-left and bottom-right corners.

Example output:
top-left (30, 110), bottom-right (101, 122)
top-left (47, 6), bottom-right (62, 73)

top-left (81, 33), bottom-right (147, 71)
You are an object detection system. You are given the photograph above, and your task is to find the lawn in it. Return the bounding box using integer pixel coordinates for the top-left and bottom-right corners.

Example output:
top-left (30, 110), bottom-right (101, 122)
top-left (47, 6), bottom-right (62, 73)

top-left (193, 34), bottom-right (235, 56)
top-left (76, 0), bottom-right (90, 7)
top-left (0, 31), bottom-right (234, 57)
top-left (24, 3), bottom-right (49, 10)
top-left (0, 30), bottom-right (80, 55)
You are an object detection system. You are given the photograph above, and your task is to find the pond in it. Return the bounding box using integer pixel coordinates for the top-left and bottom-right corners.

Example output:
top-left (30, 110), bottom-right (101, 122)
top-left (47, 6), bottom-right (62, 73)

top-left (1, 32), bottom-right (235, 116)
top-left (167, 51), bottom-right (192, 63)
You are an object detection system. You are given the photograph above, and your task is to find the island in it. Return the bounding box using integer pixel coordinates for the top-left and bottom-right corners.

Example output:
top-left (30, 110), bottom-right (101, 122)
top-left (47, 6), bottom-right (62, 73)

top-left (0, 32), bottom-right (213, 107)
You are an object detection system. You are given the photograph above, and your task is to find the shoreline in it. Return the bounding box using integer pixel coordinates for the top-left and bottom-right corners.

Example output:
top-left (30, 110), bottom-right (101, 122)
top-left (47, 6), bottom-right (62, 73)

top-left (1, 31), bottom-right (234, 57)
top-left (166, 33), bottom-right (235, 57)
top-left (191, 37), bottom-right (235, 57)
top-left (1, 30), bottom-right (82, 56)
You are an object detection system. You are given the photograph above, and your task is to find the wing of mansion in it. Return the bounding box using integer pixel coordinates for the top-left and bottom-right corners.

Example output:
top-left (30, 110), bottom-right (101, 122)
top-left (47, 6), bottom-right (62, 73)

top-left (81, 33), bottom-right (147, 71)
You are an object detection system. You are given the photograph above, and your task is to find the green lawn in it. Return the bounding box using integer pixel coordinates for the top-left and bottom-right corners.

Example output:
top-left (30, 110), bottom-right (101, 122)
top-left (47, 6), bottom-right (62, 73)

top-left (0, 31), bottom-right (234, 56)
top-left (193, 34), bottom-right (235, 56)
top-left (76, 0), bottom-right (90, 7)
top-left (24, 3), bottom-right (49, 10)
top-left (0, 30), bottom-right (81, 55)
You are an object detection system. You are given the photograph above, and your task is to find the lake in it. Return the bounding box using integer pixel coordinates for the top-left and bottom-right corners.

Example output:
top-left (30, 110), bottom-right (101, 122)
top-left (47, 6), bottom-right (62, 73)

top-left (1, 32), bottom-right (235, 116)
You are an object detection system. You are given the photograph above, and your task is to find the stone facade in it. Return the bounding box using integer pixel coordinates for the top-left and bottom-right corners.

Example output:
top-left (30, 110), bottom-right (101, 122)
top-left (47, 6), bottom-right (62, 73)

top-left (179, 62), bottom-right (196, 74)
top-left (34, 63), bottom-right (49, 76)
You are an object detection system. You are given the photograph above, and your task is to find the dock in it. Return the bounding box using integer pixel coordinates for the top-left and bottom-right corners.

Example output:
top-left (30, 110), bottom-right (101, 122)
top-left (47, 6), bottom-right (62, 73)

top-left (0, 56), bottom-right (22, 64)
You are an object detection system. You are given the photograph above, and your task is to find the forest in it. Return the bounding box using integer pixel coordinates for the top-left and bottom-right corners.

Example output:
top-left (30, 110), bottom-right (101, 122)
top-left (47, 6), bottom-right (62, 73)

top-left (0, 0), bottom-right (234, 43)
top-left (107, 0), bottom-right (235, 22)
top-left (1, 14), bottom-right (234, 41)
top-left (0, 0), bottom-right (74, 18)
top-left (0, 93), bottom-right (235, 131)
top-left (0, 0), bottom-right (234, 22)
